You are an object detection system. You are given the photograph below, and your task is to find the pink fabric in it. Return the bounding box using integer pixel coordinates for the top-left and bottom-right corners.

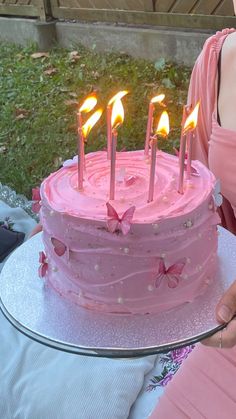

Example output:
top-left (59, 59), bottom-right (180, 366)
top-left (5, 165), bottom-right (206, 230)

top-left (149, 345), bottom-right (236, 419)
top-left (149, 29), bottom-right (236, 418)
top-left (188, 28), bottom-right (236, 234)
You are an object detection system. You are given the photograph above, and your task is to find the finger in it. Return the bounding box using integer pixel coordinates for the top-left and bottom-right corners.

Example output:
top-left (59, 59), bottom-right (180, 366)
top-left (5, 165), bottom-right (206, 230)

top-left (216, 280), bottom-right (236, 323)
top-left (202, 318), bottom-right (236, 348)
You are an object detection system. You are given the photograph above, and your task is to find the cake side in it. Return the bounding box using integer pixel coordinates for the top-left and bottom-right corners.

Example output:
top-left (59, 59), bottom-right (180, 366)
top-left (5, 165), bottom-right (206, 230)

top-left (39, 150), bottom-right (220, 315)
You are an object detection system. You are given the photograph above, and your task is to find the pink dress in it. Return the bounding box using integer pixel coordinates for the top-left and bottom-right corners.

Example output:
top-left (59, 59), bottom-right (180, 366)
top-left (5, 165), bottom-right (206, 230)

top-left (149, 29), bottom-right (236, 419)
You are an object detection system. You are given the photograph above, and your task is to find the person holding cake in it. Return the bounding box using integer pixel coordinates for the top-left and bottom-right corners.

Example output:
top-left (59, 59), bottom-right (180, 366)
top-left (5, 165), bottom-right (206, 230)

top-left (149, 3), bottom-right (236, 418)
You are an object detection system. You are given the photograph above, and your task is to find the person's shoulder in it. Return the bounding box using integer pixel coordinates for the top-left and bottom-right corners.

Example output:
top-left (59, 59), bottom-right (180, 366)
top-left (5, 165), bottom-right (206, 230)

top-left (221, 31), bottom-right (236, 60)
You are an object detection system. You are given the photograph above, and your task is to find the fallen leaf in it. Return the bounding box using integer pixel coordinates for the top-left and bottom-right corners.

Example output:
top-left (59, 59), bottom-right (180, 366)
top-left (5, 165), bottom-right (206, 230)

top-left (69, 92), bottom-right (77, 98)
top-left (59, 87), bottom-right (69, 93)
top-left (0, 146), bottom-right (7, 154)
top-left (16, 54), bottom-right (24, 61)
top-left (64, 99), bottom-right (78, 107)
top-left (92, 71), bottom-right (100, 79)
top-left (15, 108), bottom-right (29, 120)
top-left (53, 156), bottom-right (63, 167)
top-left (44, 67), bottom-right (57, 76)
top-left (31, 52), bottom-right (49, 59)
top-left (69, 51), bottom-right (81, 63)
top-left (144, 83), bottom-right (157, 87)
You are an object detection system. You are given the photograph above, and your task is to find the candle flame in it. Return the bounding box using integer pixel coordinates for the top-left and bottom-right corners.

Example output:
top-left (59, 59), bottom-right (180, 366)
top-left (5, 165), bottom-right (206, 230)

top-left (82, 108), bottom-right (103, 138)
top-left (108, 90), bottom-right (128, 106)
top-left (111, 98), bottom-right (124, 129)
top-left (79, 94), bottom-right (97, 113)
top-left (183, 101), bottom-right (200, 134)
top-left (155, 111), bottom-right (169, 138)
top-left (151, 94), bottom-right (165, 104)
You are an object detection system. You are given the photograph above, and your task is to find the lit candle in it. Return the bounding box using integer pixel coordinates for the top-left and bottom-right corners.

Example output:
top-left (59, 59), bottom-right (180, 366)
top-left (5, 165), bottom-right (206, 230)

top-left (78, 93), bottom-right (97, 130)
top-left (107, 91), bottom-right (128, 160)
top-left (186, 131), bottom-right (192, 179)
top-left (186, 103), bottom-right (199, 179)
top-left (77, 94), bottom-right (97, 190)
top-left (144, 94), bottom-right (165, 156)
top-left (148, 111), bottom-right (169, 202)
top-left (78, 127), bottom-right (85, 190)
top-left (78, 109), bottom-right (103, 190)
top-left (178, 102), bottom-right (200, 194)
top-left (109, 98), bottom-right (124, 200)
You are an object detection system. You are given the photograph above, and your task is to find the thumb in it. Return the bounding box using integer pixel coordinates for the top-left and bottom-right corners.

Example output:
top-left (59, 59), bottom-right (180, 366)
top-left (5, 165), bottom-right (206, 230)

top-left (216, 280), bottom-right (236, 324)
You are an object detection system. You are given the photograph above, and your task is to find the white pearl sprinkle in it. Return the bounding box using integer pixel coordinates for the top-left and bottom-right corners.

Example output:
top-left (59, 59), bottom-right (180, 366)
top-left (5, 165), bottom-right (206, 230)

top-left (152, 223), bottom-right (159, 231)
top-left (162, 196), bottom-right (168, 202)
top-left (44, 258), bottom-right (48, 263)
top-left (147, 285), bottom-right (154, 292)
top-left (124, 247), bottom-right (129, 254)
top-left (184, 220), bottom-right (193, 228)
top-left (208, 203), bottom-right (213, 210)
top-left (78, 291), bottom-right (84, 298)
top-left (39, 200), bottom-right (42, 205)
top-left (52, 266), bottom-right (58, 272)
top-left (161, 253), bottom-right (166, 258)
top-left (117, 297), bottom-right (124, 304)
top-left (50, 210), bottom-right (54, 216)
top-left (94, 264), bottom-right (99, 271)
top-left (187, 258), bottom-right (191, 264)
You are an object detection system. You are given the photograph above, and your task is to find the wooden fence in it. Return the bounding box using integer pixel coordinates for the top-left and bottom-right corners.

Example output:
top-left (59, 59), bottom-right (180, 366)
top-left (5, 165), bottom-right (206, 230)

top-left (0, 0), bottom-right (235, 29)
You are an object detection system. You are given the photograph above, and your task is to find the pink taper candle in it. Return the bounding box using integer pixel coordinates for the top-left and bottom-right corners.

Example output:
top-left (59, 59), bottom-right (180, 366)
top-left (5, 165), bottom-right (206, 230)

top-left (186, 132), bottom-right (192, 179)
top-left (78, 127), bottom-right (84, 190)
top-left (77, 94), bottom-right (97, 190)
top-left (109, 98), bottom-right (125, 200)
top-left (178, 132), bottom-right (187, 194)
top-left (109, 129), bottom-right (118, 200)
top-left (147, 110), bottom-right (169, 202)
top-left (178, 102), bottom-right (200, 193)
top-left (147, 136), bottom-right (157, 202)
top-left (145, 102), bottom-right (154, 156)
top-left (107, 105), bottom-right (112, 159)
top-left (107, 91), bottom-right (128, 160)
top-left (144, 94), bottom-right (165, 156)
top-left (78, 108), bottom-right (103, 191)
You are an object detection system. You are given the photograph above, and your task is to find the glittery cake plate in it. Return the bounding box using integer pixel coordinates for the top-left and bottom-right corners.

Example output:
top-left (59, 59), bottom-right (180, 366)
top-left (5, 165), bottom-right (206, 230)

top-left (0, 226), bottom-right (236, 358)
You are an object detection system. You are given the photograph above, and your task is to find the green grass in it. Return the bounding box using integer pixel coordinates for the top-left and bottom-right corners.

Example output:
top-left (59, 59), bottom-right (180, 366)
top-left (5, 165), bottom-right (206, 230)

top-left (0, 43), bottom-right (191, 198)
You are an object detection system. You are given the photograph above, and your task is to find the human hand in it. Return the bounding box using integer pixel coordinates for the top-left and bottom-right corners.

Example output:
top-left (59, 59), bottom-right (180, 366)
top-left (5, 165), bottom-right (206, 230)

top-left (202, 281), bottom-right (236, 348)
top-left (28, 224), bottom-right (42, 239)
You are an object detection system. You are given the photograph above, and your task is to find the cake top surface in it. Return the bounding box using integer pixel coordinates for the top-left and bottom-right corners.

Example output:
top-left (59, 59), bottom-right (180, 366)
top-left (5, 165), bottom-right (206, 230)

top-left (41, 150), bottom-right (215, 223)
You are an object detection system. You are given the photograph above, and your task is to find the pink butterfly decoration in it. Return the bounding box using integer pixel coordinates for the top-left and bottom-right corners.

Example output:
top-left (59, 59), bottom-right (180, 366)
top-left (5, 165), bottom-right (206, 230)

top-left (51, 237), bottom-right (67, 256)
top-left (32, 187), bottom-right (41, 213)
top-left (38, 251), bottom-right (48, 278)
top-left (124, 175), bottom-right (137, 186)
top-left (106, 202), bottom-right (136, 235)
top-left (155, 258), bottom-right (186, 289)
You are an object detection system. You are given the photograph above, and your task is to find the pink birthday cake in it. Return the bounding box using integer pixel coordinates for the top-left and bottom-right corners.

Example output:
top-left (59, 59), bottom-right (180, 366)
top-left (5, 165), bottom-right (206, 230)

top-left (39, 149), bottom-right (220, 315)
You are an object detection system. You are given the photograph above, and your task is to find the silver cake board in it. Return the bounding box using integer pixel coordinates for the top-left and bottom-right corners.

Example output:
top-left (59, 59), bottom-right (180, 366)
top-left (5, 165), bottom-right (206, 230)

top-left (0, 226), bottom-right (235, 358)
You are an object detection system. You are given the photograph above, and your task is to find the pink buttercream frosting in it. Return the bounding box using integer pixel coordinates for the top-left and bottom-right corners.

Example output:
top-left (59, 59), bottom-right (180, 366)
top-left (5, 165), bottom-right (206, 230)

top-left (40, 150), bottom-right (220, 315)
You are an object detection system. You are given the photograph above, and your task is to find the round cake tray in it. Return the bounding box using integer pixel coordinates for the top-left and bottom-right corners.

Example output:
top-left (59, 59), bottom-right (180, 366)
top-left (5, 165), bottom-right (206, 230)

top-left (0, 226), bottom-right (236, 358)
